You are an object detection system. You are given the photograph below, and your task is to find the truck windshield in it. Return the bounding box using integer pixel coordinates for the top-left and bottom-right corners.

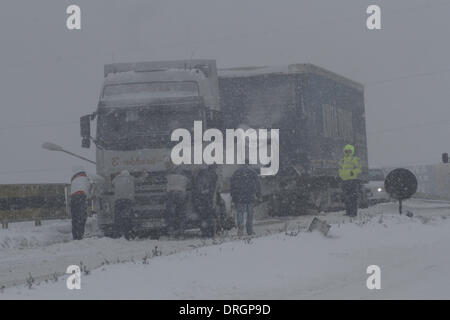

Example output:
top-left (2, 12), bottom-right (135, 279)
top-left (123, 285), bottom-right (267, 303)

top-left (369, 169), bottom-right (385, 181)
top-left (97, 107), bottom-right (201, 150)
top-left (102, 81), bottom-right (199, 100)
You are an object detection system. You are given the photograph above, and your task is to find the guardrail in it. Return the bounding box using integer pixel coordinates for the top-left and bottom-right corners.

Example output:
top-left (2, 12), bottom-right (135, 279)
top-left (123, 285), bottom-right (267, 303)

top-left (412, 192), bottom-right (450, 202)
top-left (0, 184), bottom-right (70, 228)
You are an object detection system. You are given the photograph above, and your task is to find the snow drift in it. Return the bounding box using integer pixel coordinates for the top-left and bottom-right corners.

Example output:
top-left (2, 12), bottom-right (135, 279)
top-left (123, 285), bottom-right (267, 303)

top-left (3, 211), bottom-right (450, 299)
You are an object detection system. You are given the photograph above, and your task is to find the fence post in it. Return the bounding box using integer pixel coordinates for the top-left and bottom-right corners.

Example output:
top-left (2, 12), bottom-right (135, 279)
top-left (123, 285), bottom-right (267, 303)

top-left (1, 221), bottom-right (8, 229)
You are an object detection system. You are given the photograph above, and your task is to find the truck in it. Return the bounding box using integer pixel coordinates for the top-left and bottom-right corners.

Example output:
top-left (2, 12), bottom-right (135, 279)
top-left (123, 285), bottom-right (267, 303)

top-left (218, 64), bottom-right (369, 215)
top-left (80, 60), bottom-right (232, 237)
top-left (78, 60), bottom-right (368, 237)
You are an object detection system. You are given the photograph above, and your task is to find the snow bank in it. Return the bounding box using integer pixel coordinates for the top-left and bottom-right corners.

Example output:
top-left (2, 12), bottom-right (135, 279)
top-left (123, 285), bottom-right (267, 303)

top-left (4, 213), bottom-right (450, 299)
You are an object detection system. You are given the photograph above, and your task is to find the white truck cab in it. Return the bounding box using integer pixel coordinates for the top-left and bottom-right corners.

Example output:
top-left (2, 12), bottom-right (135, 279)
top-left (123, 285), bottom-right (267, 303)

top-left (80, 60), bottom-right (231, 237)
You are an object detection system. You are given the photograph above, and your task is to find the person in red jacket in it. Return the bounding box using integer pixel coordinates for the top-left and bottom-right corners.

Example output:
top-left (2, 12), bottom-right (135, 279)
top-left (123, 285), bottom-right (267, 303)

top-left (70, 166), bottom-right (90, 240)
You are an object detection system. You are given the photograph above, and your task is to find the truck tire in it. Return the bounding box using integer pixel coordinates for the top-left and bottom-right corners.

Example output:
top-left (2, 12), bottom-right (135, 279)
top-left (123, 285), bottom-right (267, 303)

top-left (216, 197), bottom-right (235, 232)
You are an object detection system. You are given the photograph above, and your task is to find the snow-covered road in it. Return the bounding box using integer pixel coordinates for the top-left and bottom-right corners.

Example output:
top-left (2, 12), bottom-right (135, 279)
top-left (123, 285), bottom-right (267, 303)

top-left (1, 199), bottom-right (450, 299)
top-left (0, 210), bottom-right (309, 289)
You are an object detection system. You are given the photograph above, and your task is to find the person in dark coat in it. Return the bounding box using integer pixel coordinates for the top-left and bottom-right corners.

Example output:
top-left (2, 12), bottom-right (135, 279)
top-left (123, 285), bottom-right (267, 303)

top-left (231, 164), bottom-right (261, 236)
top-left (166, 164), bottom-right (190, 237)
top-left (193, 165), bottom-right (218, 237)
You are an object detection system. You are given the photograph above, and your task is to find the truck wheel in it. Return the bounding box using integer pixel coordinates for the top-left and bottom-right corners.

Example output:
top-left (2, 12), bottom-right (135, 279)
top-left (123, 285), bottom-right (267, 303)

top-left (200, 217), bottom-right (217, 237)
top-left (216, 198), bottom-right (234, 232)
top-left (101, 225), bottom-right (116, 238)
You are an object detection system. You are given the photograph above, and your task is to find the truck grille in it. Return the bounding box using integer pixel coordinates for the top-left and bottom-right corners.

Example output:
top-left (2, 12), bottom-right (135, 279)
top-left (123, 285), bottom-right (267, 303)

top-left (134, 172), bottom-right (167, 219)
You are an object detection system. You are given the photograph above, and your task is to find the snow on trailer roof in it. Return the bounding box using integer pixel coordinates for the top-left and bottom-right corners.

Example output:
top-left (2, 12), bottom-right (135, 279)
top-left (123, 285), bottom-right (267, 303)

top-left (219, 64), bottom-right (363, 91)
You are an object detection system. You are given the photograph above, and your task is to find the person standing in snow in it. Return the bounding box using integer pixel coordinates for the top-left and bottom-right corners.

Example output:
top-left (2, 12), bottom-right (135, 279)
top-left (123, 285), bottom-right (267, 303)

top-left (231, 164), bottom-right (261, 236)
top-left (338, 144), bottom-right (362, 217)
top-left (165, 162), bottom-right (189, 237)
top-left (112, 170), bottom-right (136, 239)
top-left (193, 164), bottom-right (219, 237)
top-left (70, 166), bottom-right (91, 240)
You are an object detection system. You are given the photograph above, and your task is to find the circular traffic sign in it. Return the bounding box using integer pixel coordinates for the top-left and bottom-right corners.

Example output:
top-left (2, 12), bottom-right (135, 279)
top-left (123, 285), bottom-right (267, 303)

top-left (384, 168), bottom-right (418, 200)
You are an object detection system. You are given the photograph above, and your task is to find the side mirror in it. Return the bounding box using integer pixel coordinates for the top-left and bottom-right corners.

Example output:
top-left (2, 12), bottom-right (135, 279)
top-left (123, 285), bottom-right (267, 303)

top-left (82, 138), bottom-right (91, 149)
top-left (443, 153), bottom-right (449, 164)
top-left (80, 115), bottom-right (91, 149)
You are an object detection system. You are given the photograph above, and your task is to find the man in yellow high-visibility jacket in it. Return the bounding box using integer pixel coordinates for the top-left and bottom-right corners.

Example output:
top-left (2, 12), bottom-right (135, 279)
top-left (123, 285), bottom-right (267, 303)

top-left (338, 144), bottom-right (362, 217)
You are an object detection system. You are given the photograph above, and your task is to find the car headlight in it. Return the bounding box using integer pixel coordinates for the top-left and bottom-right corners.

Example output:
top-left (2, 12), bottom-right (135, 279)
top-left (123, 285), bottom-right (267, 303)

top-left (377, 187), bottom-right (383, 193)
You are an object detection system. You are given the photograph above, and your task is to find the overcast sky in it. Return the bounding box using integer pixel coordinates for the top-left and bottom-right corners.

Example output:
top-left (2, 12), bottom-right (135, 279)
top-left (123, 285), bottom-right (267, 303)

top-left (1, 0), bottom-right (450, 183)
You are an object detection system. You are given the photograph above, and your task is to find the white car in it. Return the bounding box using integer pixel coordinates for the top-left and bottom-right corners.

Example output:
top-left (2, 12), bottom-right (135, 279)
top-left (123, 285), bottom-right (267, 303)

top-left (367, 169), bottom-right (390, 205)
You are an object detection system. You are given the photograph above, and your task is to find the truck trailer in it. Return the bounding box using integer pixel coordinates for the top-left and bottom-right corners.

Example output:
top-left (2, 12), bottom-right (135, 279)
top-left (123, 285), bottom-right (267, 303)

top-left (218, 64), bottom-right (369, 214)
